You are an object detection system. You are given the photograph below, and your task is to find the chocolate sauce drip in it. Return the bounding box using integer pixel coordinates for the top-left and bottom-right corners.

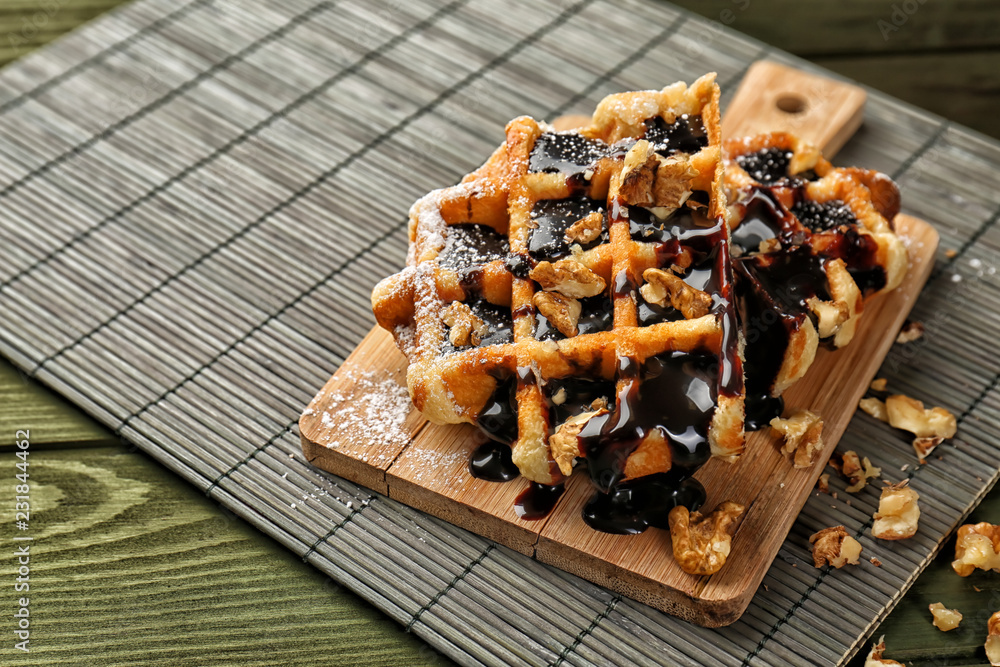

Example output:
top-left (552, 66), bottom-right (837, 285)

top-left (528, 197), bottom-right (608, 261)
top-left (442, 296), bottom-right (513, 353)
top-left (735, 148), bottom-right (793, 184)
top-left (820, 226), bottom-right (886, 294)
top-left (791, 198), bottom-right (857, 231)
top-left (469, 440), bottom-right (519, 482)
top-left (535, 294), bottom-right (613, 341)
top-left (643, 114), bottom-right (708, 156)
top-left (473, 375), bottom-right (518, 446)
top-left (505, 253), bottom-right (533, 279)
top-left (514, 482), bottom-right (565, 520)
top-left (438, 223), bottom-right (509, 271)
top-left (731, 189), bottom-right (783, 253)
top-left (545, 377), bottom-right (616, 425)
top-left (528, 132), bottom-right (607, 176)
top-left (744, 392), bottom-right (785, 431)
top-left (582, 475), bottom-right (705, 534)
top-left (637, 294), bottom-right (683, 326)
top-left (629, 206), bottom-right (719, 250)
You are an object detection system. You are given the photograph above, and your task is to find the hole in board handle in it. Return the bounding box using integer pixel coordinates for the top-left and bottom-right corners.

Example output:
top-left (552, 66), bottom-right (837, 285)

top-left (775, 94), bottom-right (807, 114)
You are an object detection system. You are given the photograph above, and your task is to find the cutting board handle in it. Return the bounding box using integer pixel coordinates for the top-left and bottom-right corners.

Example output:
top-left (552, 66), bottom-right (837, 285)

top-left (721, 61), bottom-right (866, 157)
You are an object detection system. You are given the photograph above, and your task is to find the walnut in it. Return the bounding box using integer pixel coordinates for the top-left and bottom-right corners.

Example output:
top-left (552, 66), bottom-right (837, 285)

top-left (640, 268), bottom-right (713, 320)
top-left (988, 612), bottom-right (1000, 666)
top-left (912, 436), bottom-right (944, 464)
top-left (870, 556), bottom-right (882, 567)
top-left (809, 526), bottom-right (862, 568)
top-left (872, 480), bottom-right (920, 540)
top-left (829, 450), bottom-right (881, 493)
top-left (806, 296), bottom-right (850, 339)
top-left (441, 301), bottom-right (488, 346)
top-left (532, 291), bottom-right (581, 337)
top-left (653, 154), bottom-right (698, 209)
top-left (859, 397), bottom-right (889, 422)
top-left (563, 211), bottom-right (604, 245)
top-left (549, 404), bottom-right (608, 476)
top-left (758, 237), bottom-right (781, 254)
top-left (865, 636), bottom-right (904, 666)
top-left (816, 473), bottom-right (830, 494)
top-left (668, 501), bottom-right (745, 576)
top-left (529, 259), bottom-right (606, 298)
top-left (928, 602), bottom-right (962, 631)
top-left (895, 320), bottom-right (924, 344)
top-left (770, 410), bottom-right (824, 468)
top-left (618, 140), bottom-right (696, 209)
top-left (951, 522), bottom-right (1000, 576)
top-left (870, 378), bottom-right (888, 391)
top-left (885, 394), bottom-right (957, 439)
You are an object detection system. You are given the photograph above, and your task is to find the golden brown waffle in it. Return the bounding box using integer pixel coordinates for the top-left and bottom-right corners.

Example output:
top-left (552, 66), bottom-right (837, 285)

top-left (723, 132), bottom-right (907, 427)
top-left (372, 74), bottom-right (744, 533)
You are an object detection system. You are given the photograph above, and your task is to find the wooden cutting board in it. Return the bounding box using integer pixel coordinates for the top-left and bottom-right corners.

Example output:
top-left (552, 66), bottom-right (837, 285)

top-left (299, 62), bottom-right (938, 627)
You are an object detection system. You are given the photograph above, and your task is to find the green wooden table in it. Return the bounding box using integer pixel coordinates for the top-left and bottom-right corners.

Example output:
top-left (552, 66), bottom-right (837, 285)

top-left (2, 1), bottom-right (999, 665)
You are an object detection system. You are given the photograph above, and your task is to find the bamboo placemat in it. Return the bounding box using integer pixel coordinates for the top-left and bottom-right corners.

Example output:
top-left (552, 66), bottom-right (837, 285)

top-left (0, 0), bottom-right (998, 664)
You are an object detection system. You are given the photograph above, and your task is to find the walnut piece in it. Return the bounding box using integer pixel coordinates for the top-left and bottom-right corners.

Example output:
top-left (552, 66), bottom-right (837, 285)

top-left (529, 259), bottom-right (606, 298)
top-left (951, 522), bottom-right (1000, 577)
top-left (441, 301), bottom-right (488, 346)
top-left (895, 320), bottom-right (924, 344)
top-left (809, 526), bottom-right (862, 568)
top-left (870, 378), bottom-right (888, 391)
top-left (563, 211), bottom-right (604, 245)
top-left (830, 450), bottom-right (881, 493)
top-left (912, 436), bottom-right (944, 464)
top-left (549, 404), bottom-right (608, 476)
top-left (859, 397), bottom-right (889, 422)
top-left (640, 268), bottom-right (713, 320)
top-left (885, 394), bottom-right (957, 439)
top-left (618, 140), bottom-right (696, 209)
top-left (668, 501), bottom-right (744, 576)
top-left (653, 154), bottom-right (698, 209)
top-left (816, 473), bottom-right (830, 494)
top-left (806, 296), bottom-right (850, 339)
top-left (770, 410), bottom-right (824, 468)
top-left (532, 291), bottom-right (581, 337)
top-left (872, 480), bottom-right (920, 540)
top-left (865, 636), bottom-right (904, 666)
top-left (988, 612), bottom-right (1000, 667)
top-left (928, 602), bottom-right (962, 631)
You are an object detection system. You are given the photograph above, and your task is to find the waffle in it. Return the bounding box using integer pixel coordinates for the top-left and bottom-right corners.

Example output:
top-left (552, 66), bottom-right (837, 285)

top-left (372, 74), bottom-right (744, 533)
top-left (723, 133), bottom-right (907, 426)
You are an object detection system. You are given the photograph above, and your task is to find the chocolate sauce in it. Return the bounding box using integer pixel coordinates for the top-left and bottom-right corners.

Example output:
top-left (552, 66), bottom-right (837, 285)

top-left (545, 376), bottom-right (617, 425)
top-left (637, 294), bottom-right (683, 326)
top-left (643, 114), bottom-right (708, 156)
top-left (744, 391), bottom-right (785, 431)
top-left (514, 482), bottom-right (565, 520)
top-left (582, 475), bottom-right (705, 534)
top-left (535, 294), bottom-right (613, 340)
top-left (441, 296), bottom-right (513, 352)
top-left (438, 224), bottom-right (509, 271)
top-left (505, 253), bottom-right (532, 279)
top-left (474, 374), bottom-right (518, 446)
top-left (528, 197), bottom-right (608, 261)
top-left (791, 198), bottom-right (857, 231)
top-left (528, 132), bottom-right (607, 176)
top-left (629, 206), bottom-right (717, 248)
top-left (469, 440), bottom-right (519, 482)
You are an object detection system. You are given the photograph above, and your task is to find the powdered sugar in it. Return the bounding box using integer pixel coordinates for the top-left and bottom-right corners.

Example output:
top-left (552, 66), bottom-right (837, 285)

top-left (320, 369), bottom-right (412, 450)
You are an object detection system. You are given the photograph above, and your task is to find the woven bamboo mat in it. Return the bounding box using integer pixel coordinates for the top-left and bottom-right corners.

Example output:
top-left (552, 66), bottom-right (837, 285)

top-left (1, 0), bottom-right (999, 664)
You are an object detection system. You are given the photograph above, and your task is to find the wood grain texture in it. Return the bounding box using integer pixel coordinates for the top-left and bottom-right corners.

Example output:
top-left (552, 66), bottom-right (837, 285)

top-left (300, 62), bottom-right (939, 625)
top-left (0, 444), bottom-right (451, 666)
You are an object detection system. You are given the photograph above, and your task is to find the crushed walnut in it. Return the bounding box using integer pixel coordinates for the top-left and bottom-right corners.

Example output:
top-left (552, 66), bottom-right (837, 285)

top-left (809, 526), bottom-right (862, 568)
top-left (928, 602), bottom-right (962, 631)
top-left (668, 501), bottom-right (745, 576)
top-left (988, 612), bottom-right (1000, 666)
top-left (865, 636), bottom-right (904, 666)
top-left (640, 268), bottom-right (713, 320)
top-left (859, 397), bottom-right (889, 422)
top-left (442, 301), bottom-right (488, 346)
top-left (870, 556), bottom-right (882, 567)
top-left (912, 436), bottom-right (944, 464)
top-left (885, 394), bottom-right (957, 439)
top-left (770, 410), bottom-right (824, 468)
top-left (872, 480), bottom-right (920, 540)
top-left (533, 291), bottom-right (581, 337)
top-left (817, 473), bottom-right (830, 494)
top-left (529, 259), bottom-right (606, 298)
top-left (829, 450), bottom-right (881, 493)
top-left (549, 403), bottom-right (608, 476)
top-left (806, 296), bottom-right (851, 339)
top-left (618, 140), bottom-right (696, 210)
top-left (895, 320), bottom-right (924, 344)
top-left (564, 211), bottom-right (604, 245)
top-left (951, 522), bottom-right (1000, 577)
top-left (870, 378), bottom-right (888, 392)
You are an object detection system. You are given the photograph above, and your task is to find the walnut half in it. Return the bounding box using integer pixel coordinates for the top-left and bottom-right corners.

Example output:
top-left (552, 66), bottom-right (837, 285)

top-left (829, 450), bottom-right (881, 493)
top-left (441, 301), bottom-right (488, 346)
top-left (809, 526), bottom-right (862, 568)
top-left (951, 522), bottom-right (1000, 577)
top-left (928, 602), bottom-right (962, 631)
top-left (668, 501), bottom-right (745, 576)
top-left (533, 292), bottom-right (581, 338)
top-left (770, 410), bottom-right (824, 468)
top-left (529, 259), bottom-right (606, 298)
top-left (640, 268), bottom-right (713, 320)
top-left (872, 480), bottom-right (920, 540)
top-left (989, 612), bottom-right (1000, 667)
